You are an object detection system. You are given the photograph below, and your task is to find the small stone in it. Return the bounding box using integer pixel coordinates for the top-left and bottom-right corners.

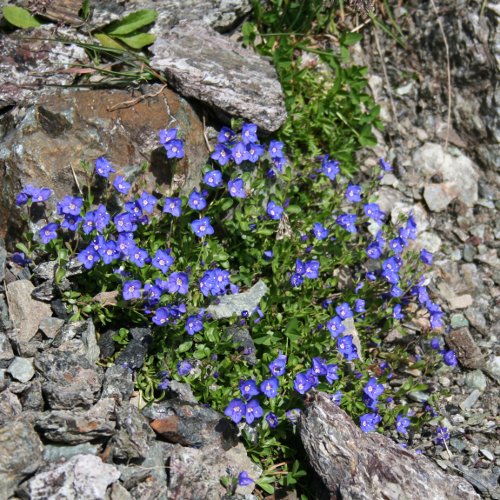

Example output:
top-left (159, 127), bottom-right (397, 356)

top-left (408, 391), bottom-right (429, 403)
top-left (52, 318), bottom-right (99, 364)
top-left (108, 482), bottom-right (133, 500)
top-left (25, 454), bottom-right (120, 500)
top-left (423, 183), bottom-right (459, 212)
top-left (18, 379), bottom-right (44, 411)
top-left (7, 356), bottom-right (35, 383)
top-left (101, 365), bottom-right (134, 403)
top-left (114, 338), bottom-right (150, 370)
top-left (465, 308), bottom-right (487, 333)
top-left (168, 380), bottom-right (197, 403)
top-left (480, 449), bottom-right (494, 461)
top-left (459, 389), bottom-right (482, 410)
top-left (484, 356), bottom-right (500, 384)
top-left (0, 389), bottom-right (22, 424)
top-left (448, 294), bottom-right (473, 310)
top-left (450, 314), bottom-right (469, 329)
top-left (43, 443), bottom-right (100, 462)
top-left (450, 438), bottom-right (467, 452)
top-left (0, 332), bottom-right (14, 367)
top-left (463, 244), bottom-right (475, 262)
top-left (465, 370), bottom-right (487, 391)
top-left (97, 329), bottom-right (117, 359)
top-left (445, 328), bottom-right (483, 369)
top-left (38, 316), bottom-right (65, 339)
top-left (440, 377), bottom-right (451, 388)
top-left (0, 239), bottom-right (6, 283)
top-left (224, 326), bottom-right (257, 365)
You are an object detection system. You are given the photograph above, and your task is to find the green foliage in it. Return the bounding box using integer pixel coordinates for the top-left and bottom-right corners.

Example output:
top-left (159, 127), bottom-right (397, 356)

top-left (2, 5), bottom-right (42, 28)
top-left (243, 1), bottom-right (383, 174)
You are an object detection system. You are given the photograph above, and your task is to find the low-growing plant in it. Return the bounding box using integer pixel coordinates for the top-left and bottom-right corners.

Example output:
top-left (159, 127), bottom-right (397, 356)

top-left (15, 123), bottom-right (456, 495)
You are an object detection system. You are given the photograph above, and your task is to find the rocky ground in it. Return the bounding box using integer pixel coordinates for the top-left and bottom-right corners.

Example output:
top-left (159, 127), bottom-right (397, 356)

top-left (0, 0), bottom-right (498, 498)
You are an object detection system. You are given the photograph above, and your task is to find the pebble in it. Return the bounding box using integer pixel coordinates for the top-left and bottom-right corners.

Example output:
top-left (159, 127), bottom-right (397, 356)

top-left (7, 357), bottom-right (35, 383)
top-left (450, 438), bottom-right (467, 452)
top-left (459, 389), bottom-right (482, 410)
top-left (480, 449), bottom-right (494, 461)
top-left (408, 391), bottom-right (429, 403)
top-left (450, 314), bottom-right (469, 329)
top-left (463, 245), bottom-right (475, 262)
top-left (440, 377), bottom-right (451, 388)
top-left (465, 370), bottom-right (487, 391)
top-left (448, 294), bottom-right (473, 310)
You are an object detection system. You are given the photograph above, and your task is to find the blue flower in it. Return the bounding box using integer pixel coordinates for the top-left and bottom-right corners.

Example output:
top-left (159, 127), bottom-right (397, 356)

top-left (144, 284), bottom-right (162, 305)
top-left (345, 184), bottom-right (362, 202)
top-left (238, 471), bottom-right (254, 486)
top-left (311, 357), bottom-right (327, 376)
top-left (217, 126), bottom-right (235, 144)
top-left (337, 335), bottom-right (358, 360)
top-left (336, 213), bottom-right (357, 233)
top-left (420, 248), bottom-right (433, 265)
top-left (241, 123), bottom-right (258, 144)
top-left (245, 399), bottom-right (263, 424)
top-left (304, 260), bottom-right (320, 279)
top-left (128, 247), bottom-right (149, 268)
top-left (31, 187), bottom-right (52, 202)
top-left (430, 337), bottom-right (441, 350)
top-left (228, 178), bottom-right (246, 198)
top-left (61, 214), bottom-right (82, 232)
top-left (188, 189), bottom-right (207, 210)
top-left (363, 377), bottom-right (385, 399)
top-left (267, 201), bottom-right (283, 220)
top-left (39, 222), bottom-right (59, 244)
top-left (166, 272), bottom-right (189, 295)
top-left (293, 372), bottom-right (312, 395)
top-left (393, 304), bottom-right (404, 320)
top-left (152, 307), bottom-right (170, 325)
top-left (177, 360), bottom-right (193, 376)
top-left (152, 249), bottom-right (174, 274)
top-left (185, 315), bottom-right (203, 335)
top-left (290, 273), bottom-right (304, 287)
top-left (239, 379), bottom-right (260, 400)
top-left (164, 139), bottom-right (184, 158)
top-left (355, 299), bottom-right (366, 313)
top-left (95, 157), bottom-right (115, 178)
top-left (15, 192), bottom-right (29, 206)
top-left (336, 302), bottom-right (353, 320)
top-left (204, 169), bottom-right (223, 188)
top-left (231, 141), bottom-right (248, 164)
top-left (123, 280), bottom-right (142, 301)
top-left (138, 192), bottom-right (157, 214)
top-left (224, 398), bottom-right (246, 424)
top-left (77, 245), bottom-right (99, 269)
top-left (363, 203), bottom-right (385, 223)
top-left (320, 155), bottom-right (340, 181)
top-left (331, 390), bottom-right (342, 405)
top-left (327, 316), bottom-right (345, 338)
top-left (246, 142), bottom-right (265, 163)
top-left (211, 144), bottom-right (232, 166)
top-left (269, 353), bottom-right (287, 377)
top-left (269, 140), bottom-right (284, 159)
top-left (113, 175), bottom-right (131, 194)
top-left (260, 377), bottom-right (279, 398)
top-left (313, 222), bottom-right (329, 240)
top-left (163, 197), bottom-right (182, 217)
top-left (360, 412), bottom-right (381, 432)
top-left (99, 241), bottom-right (120, 265)
top-left (265, 412), bottom-right (279, 429)
top-left (389, 237), bottom-right (406, 255)
top-left (57, 196), bottom-right (83, 216)
top-left (114, 212), bottom-right (137, 233)
top-left (159, 128), bottom-right (177, 145)
top-left (263, 250), bottom-right (274, 260)
top-left (326, 364), bottom-right (339, 384)
top-left (434, 425), bottom-right (450, 445)
top-left (191, 217), bottom-right (214, 238)
top-left (379, 157), bottom-right (393, 171)
top-left (443, 350), bottom-right (458, 367)
top-left (396, 414), bottom-right (411, 434)
top-left (366, 241), bottom-right (383, 259)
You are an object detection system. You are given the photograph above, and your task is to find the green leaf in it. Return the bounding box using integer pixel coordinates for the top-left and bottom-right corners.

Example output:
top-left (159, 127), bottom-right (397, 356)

top-left (178, 341), bottom-right (193, 354)
top-left (115, 33), bottom-right (156, 49)
top-left (342, 32), bottom-right (363, 46)
top-left (257, 479), bottom-right (275, 495)
top-left (105, 9), bottom-right (158, 36)
top-left (15, 242), bottom-right (31, 255)
top-left (2, 6), bottom-right (41, 28)
top-left (94, 33), bottom-right (125, 50)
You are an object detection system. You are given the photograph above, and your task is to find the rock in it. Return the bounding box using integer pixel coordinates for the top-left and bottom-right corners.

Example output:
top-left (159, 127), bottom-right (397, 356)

top-left (448, 294), bottom-right (474, 310)
top-left (43, 443), bottom-right (100, 462)
top-left (0, 86), bottom-right (206, 241)
top-left (465, 370), bottom-right (487, 391)
top-left (445, 328), bottom-right (484, 369)
top-left (168, 380), bottom-right (198, 404)
top-left (484, 356), bottom-right (500, 384)
top-left (0, 332), bottom-right (14, 368)
top-left (98, 329), bottom-right (117, 359)
top-left (459, 389), bottom-right (482, 410)
top-left (7, 356), bottom-right (35, 383)
top-left (108, 482), bottom-right (133, 500)
top-left (411, 144), bottom-right (479, 206)
top-left (207, 280), bottom-right (269, 319)
top-left (114, 337), bottom-right (150, 370)
top-left (25, 454), bottom-right (120, 500)
top-left (35, 398), bottom-right (116, 444)
top-left (18, 379), bottom-right (45, 411)
top-left (91, 0), bottom-right (252, 34)
top-left (450, 314), bottom-right (469, 329)
top-left (52, 318), bottom-right (100, 363)
top-left (5, 280), bottom-right (52, 345)
top-left (423, 183), bottom-right (460, 212)
top-left (0, 238), bottom-right (6, 282)
top-left (299, 392), bottom-right (480, 499)
top-left (150, 21), bottom-right (286, 133)
top-left (0, 388), bottom-right (22, 424)
top-left (38, 316), bottom-right (65, 339)
top-left (408, 390), bottom-right (429, 403)
top-left (411, 231), bottom-right (442, 253)
top-left (143, 399), bottom-right (238, 449)
top-left (35, 350), bottom-right (103, 410)
top-left (110, 404), bottom-right (155, 461)
top-left (167, 442), bottom-right (259, 499)
top-left (224, 326), bottom-right (257, 365)
top-left (0, 420), bottom-right (44, 499)
top-left (101, 365), bottom-right (134, 403)
top-left (0, 26), bottom-right (88, 109)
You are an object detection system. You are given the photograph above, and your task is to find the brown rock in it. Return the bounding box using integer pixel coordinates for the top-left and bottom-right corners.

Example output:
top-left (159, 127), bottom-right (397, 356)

top-left (445, 328), bottom-right (484, 369)
top-left (0, 86), bottom-right (207, 242)
top-left (300, 392), bottom-right (480, 500)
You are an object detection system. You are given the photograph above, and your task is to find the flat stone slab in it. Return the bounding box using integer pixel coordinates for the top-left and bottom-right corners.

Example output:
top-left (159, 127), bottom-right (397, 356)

top-left (150, 20), bottom-right (287, 133)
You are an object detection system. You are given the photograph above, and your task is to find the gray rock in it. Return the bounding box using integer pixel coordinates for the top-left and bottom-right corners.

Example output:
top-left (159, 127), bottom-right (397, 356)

top-left (52, 318), bottom-right (99, 363)
top-left (35, 398), bottom-right (116, 444)
top-left (143, 399), bottom-right (238, 449)
top-left (25, 454), bottom-right (120, 500)
top-left (32, 260), bottom-right (57, 281)
top-left (445, 328), bottom-right (484, 369)
top-left (98, 329), bottom-right (117, 359)
top-left (465, 370), bottom-right (487, 391)
top-left (101, 364), bottom-right (134, 403)
top-left (299, 392), bottom-right (480, 499)
top-left (35, 350), bottom-right (103, 410)
top-left (168, 442), bottom-right (259, 499)
top-left (18, 379), bottom-right (45, 411)
top-left (5, 280), bottom-right (52, 345)
top-left (484, 356), bottom-right (500, 384)
top-left (0, 332), bottom-right (14, 368)
top-left (31, 280), bottom-right (57, 302)
top-left (110, 404), bottom-right (155, 461)
top-left (459, 389), bottom-right (482, 410)
top-left (7, 356), bottom-right (35, 383)
top-left (114, 338), bottom-right (150, 370)
top-left (108, 482), bottom-right (133, 500)
top-left (0, 420), bottom-right (44, 499)
top-left (207, 280), bottom-right (269, 319)
top-left (38, 316), bottom-right (65, 339)
top-left (0, 295), bottom-right (13, 334)
top-left (150, 21), bottom-right (286, 133)
top-left (43, 443), bottom-right (100, 462)
top-left (450, 314), bottom-right (469, 329)
top-left (168, 380), bottom-right (198, 403)
top-left (423, 183), bottom-right (460, 212)
top-left (0, 238), bottom-right (6, 283)
top-left (0, 388), bottom-right (22, 424)
top-left (224, 326), bottom-right (257, 365)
